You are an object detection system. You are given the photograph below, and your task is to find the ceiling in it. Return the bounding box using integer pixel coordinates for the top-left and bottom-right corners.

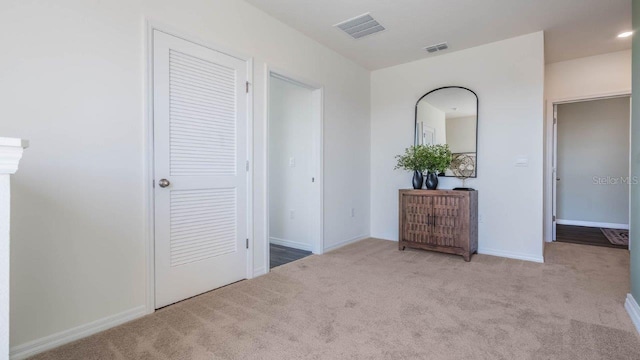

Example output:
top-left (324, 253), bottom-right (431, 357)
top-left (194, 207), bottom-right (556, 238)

top-left (245, 0), bottom-right (632, 70)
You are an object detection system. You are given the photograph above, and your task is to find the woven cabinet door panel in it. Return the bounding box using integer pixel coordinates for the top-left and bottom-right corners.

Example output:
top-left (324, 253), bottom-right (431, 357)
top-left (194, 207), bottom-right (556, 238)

top-left (402, 194), bottom-right (433, 244)
top-left (431, 194), bottom-right (467, 247)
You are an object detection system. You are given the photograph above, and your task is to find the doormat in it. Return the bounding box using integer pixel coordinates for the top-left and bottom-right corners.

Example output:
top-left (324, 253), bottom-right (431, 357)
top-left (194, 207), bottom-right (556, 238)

top-left (600, 228), bottom-right (629, 246)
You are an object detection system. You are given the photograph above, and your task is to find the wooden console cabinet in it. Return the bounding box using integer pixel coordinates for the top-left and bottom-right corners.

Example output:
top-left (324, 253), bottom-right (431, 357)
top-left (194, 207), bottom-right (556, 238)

top-left (398, 189), bottom-right (478, 261)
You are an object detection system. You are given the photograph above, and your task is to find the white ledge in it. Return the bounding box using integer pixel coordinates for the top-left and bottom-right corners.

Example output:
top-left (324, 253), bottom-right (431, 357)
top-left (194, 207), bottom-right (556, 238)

top-left (0, 137), bottom-right (29, 175)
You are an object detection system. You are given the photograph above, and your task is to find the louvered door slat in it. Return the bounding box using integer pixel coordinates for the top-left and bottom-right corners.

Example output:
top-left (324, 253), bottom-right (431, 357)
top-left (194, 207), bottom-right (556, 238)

top-left (169, 49), bottom-right (236, 177)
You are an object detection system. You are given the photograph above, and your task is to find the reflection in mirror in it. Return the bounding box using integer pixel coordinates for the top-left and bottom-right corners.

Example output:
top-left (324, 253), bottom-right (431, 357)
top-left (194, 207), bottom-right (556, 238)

top-left (415, 87), bottom-right (477, 177)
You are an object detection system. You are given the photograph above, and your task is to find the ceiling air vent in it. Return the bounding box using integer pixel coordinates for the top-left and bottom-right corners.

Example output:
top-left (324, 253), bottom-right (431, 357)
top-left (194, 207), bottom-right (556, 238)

top-left (425, 42), bottom-right (449, 53)
top-left (334, 13), bottom-right (385, 39)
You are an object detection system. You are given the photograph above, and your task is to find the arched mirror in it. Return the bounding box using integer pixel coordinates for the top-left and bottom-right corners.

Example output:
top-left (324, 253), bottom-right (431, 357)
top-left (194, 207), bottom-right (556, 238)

top-left (415, 86), bottom-right (478, 177)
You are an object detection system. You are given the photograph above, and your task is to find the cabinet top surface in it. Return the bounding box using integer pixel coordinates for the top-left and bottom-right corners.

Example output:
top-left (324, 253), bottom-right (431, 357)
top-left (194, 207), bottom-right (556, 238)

top-left (399, 189), bottom-right (477, 194)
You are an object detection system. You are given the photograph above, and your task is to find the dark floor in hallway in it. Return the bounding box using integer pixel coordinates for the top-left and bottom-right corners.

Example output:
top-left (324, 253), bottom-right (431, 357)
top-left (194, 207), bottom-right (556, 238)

top-left (269, 243), bottom-right (312, 269)
top-left (556, 224), bottom-right (627, 249)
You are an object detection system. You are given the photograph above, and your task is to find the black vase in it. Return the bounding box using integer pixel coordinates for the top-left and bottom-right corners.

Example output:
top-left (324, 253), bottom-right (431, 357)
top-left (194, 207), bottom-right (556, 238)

top-left (412, 170), bottom-right (423, 189)
top-left (425, 172), bottom-right (439, 190)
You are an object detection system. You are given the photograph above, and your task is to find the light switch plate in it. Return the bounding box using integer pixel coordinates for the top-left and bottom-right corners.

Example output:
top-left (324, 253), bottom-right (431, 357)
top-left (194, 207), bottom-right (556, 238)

top-left (515, 158), bottom-right (528, 167)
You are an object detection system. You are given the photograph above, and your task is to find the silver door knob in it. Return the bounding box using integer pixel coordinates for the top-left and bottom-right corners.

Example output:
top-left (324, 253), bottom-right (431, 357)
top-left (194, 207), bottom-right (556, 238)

top-left (158, 179), bottom-right (171, 188)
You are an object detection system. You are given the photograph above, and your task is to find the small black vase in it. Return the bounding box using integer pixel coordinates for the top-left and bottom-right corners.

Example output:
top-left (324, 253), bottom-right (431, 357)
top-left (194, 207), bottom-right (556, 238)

top-left (425, 172), bottom-right (439, 190)
top-left (412, 170), bottom-right (423, 189)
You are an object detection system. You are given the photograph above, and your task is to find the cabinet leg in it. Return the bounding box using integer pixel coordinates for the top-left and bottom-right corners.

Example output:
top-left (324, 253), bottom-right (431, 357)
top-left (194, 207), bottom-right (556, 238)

top-left (463, 253), bottom-right (471, 262)
top-left (399, 244), bottom-right (406, 251)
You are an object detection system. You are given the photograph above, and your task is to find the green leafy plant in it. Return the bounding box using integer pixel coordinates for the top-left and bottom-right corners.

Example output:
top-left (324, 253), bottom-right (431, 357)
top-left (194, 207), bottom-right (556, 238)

top-left (394, 145), bottom-right (428, 172)
top-left (424, 144), bottom-right (453, 174)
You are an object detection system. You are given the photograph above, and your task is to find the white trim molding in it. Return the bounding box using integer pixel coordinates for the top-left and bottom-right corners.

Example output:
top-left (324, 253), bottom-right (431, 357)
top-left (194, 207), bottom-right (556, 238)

top-left (264, 65), bottom-right (325, 272)
top-left (10, 305), bottom-right (146, 360)
top-left (1, 137), bottom-right (27, 358)
top-left (144, 21), bottom-right (255, 311)
top-left (625, 294), bottom-right (640, 336)
top-left (269, 237), bottom-right (313, 252)
top-left (252, 266), bottom-right (267, 278)
top-left (0, 138), bottom-right (29, 174)
top-left (544, 91), bottom-right (632, 243)
top-left (477, 247), bottom-right (544, 263)
top-left (323, 234), bottom-right (369, 253)
top-left (556, 219), bottom-right (629, 230)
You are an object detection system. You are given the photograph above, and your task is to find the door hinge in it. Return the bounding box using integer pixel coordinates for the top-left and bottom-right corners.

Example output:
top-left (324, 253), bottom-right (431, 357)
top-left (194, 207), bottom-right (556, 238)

top-left (246, 81), bottom-right (250, 93)
top-left (246, 160), bottom-right (249, 172)
top-left (553, 215), bottom-right (556, 222)
top-left (246, 238), bottom-right (249, 249)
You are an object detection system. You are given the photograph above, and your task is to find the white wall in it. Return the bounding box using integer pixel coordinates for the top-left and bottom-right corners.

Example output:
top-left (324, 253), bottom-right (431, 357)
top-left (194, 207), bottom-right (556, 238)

top-left (446, 116), bottom-right (477, 153)
top-left (0, 0), bottom-right (370, 351)
top-left (417, 101), bottom-right (446, 145)
top-left (269, 77), bottom-right (314, 250)
top-left (544, 50), bottom-right (632, 240)
top-left (546, 50), bottom-right (632, 100)
top-left (557, 97), bottom-right (630, 225)
top-left (370, 32), bottom-right (545, 262)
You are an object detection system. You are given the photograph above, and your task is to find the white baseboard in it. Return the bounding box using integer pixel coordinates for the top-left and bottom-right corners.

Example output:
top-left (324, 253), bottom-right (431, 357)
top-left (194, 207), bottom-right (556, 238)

top-left (477, 247), bottom-right (544, 263)
top-left (373, 237), bottom-right (398, 242)
top-left (367, 237), bottom-right (544, 263)
top-left (269, 237), bottom-right (313, 252)
top-left (366, 238), bottom-right (545, 263)
top-left (323, 234), bottom-right (369, 253)
top-left (10, 305), bottom-right (147, 360)
top-left (625, 294), bottom-right (640, 335)
top-left (252, 266), bottom-right (267, 278)
top-left (557, 219), bottom-right (629, 230)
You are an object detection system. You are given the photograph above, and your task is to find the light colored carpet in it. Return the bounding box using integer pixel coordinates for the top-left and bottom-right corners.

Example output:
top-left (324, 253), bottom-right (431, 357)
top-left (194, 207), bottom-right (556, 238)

top-left (31, 239), bottom-right (640, 359)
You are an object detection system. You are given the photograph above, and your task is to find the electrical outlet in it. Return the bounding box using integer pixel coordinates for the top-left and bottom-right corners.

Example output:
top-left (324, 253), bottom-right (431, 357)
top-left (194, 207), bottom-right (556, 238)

top-left (289, 157), bottom-right (296, 167)
top-left (351, 208), bottom-right (356, 218)
top-left (478, 214), bottom-right (483, 224)
top-left (290, 210), bottom-right (295, 219)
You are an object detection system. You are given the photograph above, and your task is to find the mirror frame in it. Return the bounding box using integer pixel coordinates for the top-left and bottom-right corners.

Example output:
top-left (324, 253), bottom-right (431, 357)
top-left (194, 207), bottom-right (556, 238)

top-left (414, 86), bottom-right (479, 178)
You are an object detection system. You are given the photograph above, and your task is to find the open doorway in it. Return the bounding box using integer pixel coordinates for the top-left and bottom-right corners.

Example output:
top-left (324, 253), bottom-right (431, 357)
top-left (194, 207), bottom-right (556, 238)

top-left (551, 95), bottom-right (631, 249)
top-left (266, 70), bottom-right (323, 269)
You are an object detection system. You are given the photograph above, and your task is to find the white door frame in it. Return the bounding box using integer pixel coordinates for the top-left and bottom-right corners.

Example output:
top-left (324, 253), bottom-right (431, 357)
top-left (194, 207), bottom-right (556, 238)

top-left (144, 20), bottom-right (254, 314)
top-left (544, 90), bottom-right (632, 243)
top-left (264, 65), bottom-right (324, 271)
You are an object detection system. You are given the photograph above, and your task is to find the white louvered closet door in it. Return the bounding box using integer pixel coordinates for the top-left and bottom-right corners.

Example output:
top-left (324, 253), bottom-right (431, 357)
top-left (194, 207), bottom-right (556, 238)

top-left (153, 30), bottom-right (248, 308)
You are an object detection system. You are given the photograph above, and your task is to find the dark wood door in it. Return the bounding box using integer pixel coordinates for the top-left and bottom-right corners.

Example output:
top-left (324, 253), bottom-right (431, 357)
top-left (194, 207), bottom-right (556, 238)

top-left (401, 194), bottom-right (433, 244)
top-left (431, 194), bottom-right (465, 247)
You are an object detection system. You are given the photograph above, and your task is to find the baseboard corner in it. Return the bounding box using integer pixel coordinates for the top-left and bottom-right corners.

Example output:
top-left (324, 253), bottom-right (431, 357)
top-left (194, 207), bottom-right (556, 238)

top-left (269, 237), bottom-right (313, 252)
top-left (10, 305), bottom-right (147, 360)
top-left (323, 234), bottom-right (369, 253)
top-left (556, 219), bottom-right (629, 230)
top-left (625, 293), bottom-right (640, 335)
top-left (252, 266), bottom-right (267, 278)
top-left (477, 247), bottom-right (544, 263)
